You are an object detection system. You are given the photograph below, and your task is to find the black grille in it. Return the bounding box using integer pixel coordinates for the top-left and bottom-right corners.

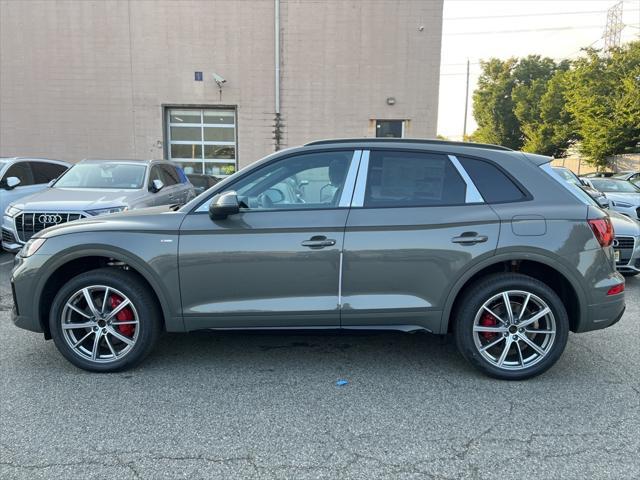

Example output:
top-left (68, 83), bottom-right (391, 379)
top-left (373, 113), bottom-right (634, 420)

top-left (614, 236), bottom-right (635, 249)
top-left (1, 228), bottom-right (16, 244)
top-left (614, 236), bottom-right (634, 265)
top-left (14, 212), bottom-right (84, 242)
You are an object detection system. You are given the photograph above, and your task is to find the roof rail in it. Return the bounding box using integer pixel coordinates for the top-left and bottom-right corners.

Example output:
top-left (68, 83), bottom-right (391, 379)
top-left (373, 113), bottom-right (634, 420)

top-left (304, 138), bottom-right (513, 152)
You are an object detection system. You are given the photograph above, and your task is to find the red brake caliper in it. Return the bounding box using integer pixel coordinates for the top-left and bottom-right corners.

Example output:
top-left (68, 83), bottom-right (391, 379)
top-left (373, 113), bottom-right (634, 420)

top-left (479, 312), bottom-right (497, 341)
top-left (109, 295), bottom-right (135, 337)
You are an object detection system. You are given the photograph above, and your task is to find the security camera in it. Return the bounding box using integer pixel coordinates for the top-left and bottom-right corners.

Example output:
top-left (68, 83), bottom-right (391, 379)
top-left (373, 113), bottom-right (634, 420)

top-left (212, 73), bottom-right (227, 87)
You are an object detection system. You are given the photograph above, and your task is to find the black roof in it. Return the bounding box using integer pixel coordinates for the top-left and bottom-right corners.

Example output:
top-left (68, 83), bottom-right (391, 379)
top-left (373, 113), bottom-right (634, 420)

top-left (304, 138), bottom-right (513, 152)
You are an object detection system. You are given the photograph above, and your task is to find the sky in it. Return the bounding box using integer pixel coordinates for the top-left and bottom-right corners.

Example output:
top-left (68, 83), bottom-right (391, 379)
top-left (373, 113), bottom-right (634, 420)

top-left (437, 0), bottom-right (640, 140)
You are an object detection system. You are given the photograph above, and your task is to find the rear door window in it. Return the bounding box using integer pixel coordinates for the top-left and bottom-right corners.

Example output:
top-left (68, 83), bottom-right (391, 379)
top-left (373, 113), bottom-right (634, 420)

top-left (364, 151), bottom-right (467, 207)
top-left (457, 157), bottom-right (526, 203)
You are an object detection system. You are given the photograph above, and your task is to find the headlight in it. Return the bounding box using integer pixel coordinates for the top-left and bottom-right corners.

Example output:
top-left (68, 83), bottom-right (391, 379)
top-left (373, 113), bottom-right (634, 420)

top-left (20, 238), bottom-right (46, 257)
top-left (85, 206), bottom-right (128, 216)
top-left (5, 205), bottom-right (22, 217)
top-left (611, 201), bottom-right (633, 208)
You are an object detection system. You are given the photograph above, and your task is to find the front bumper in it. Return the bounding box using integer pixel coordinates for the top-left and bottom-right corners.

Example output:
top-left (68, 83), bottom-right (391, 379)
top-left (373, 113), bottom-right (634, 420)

top-left (2, 215), bottom-right (22, 252)
top-left (10, 253), bottom-right (48, 334)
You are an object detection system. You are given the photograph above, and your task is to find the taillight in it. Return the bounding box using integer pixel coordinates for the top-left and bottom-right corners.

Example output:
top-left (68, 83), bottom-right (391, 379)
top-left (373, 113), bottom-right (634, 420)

top-left (588, 217), bottom-right (614, 247)
top-left (607, 283), bottom-right (624, 295)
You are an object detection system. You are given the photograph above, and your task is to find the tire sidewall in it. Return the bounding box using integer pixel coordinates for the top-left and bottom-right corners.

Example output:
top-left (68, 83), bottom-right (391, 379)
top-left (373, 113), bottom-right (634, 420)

top-left (49, 269), bottom-right (160, 372)
top-left (455, 274), bottom-right (569, 380)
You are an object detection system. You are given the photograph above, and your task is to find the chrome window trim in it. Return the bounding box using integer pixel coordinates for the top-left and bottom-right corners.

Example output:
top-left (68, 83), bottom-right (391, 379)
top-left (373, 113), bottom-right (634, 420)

top-left (350, 150), bottom-right (370, 207)
top-left (338, 150), bottom-right (363, 207)
top-left (448, 155), bottom-right (485, 203)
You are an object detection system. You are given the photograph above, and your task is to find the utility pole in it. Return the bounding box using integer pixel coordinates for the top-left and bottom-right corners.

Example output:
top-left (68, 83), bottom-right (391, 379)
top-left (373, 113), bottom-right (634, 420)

top-left (462, 58), bottom-right (470, 139)
top-left (603, 1), bottom-right (623, 52)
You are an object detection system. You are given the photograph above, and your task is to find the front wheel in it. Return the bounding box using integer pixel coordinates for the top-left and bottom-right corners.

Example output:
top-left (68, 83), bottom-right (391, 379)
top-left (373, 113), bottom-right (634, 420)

top-left (454, 273), bottom-right (569, 380)
top-left (49, 268), bottom-right (161, 372)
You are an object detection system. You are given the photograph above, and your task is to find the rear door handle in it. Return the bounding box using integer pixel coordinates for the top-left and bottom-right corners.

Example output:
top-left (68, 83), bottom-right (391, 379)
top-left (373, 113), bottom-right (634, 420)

top-left (301, 235), bottom-right (336, 249)
top-left (452, 233), bottom-right (488, 245)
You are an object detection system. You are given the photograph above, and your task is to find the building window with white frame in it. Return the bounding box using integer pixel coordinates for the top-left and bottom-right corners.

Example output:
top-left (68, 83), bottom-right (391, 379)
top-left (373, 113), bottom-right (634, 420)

top-left (166, 108), bottom-right (237, 176)
top-left (375, 119), bottom-right (405, 138)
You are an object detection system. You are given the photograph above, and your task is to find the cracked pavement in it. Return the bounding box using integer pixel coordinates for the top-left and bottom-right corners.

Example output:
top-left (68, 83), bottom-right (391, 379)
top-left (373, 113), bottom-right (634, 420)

top-left (1, 251), bottom-right (638, 479)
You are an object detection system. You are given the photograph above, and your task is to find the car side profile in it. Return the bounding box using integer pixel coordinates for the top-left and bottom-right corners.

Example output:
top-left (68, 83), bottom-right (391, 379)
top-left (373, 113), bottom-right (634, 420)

top-left (1, 157), bottom-right (70, 248)
top-left (10, 139), bottom-right (626, 379)
top-left (2, 159), bottom-right (195, 252)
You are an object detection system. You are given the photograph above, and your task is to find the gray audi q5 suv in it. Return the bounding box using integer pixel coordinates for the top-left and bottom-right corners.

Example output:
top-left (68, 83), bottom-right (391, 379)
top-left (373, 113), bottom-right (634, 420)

top-left (10, 139), bottom-right (626, 379)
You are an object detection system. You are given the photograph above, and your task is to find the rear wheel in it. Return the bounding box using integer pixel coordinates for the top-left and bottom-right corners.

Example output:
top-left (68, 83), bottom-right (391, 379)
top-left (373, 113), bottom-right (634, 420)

top-left (454, 273), bottom-right (569, 380)
top-left (49, 268), bottom-right (161, 372)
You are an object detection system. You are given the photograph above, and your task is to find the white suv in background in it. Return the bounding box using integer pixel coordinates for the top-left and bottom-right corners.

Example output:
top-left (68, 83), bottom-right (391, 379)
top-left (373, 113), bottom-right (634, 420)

top-left (1, 157), bottom-right (71, 241)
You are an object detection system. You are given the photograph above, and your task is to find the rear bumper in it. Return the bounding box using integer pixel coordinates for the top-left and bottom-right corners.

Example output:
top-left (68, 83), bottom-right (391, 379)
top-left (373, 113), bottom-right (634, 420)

top-left (577, 294), bottom-right (626, 333)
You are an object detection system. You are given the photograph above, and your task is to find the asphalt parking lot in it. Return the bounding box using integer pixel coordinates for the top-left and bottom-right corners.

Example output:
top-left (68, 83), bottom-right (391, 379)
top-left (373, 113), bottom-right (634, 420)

top-left (0, 251), bottom-right (638, 479)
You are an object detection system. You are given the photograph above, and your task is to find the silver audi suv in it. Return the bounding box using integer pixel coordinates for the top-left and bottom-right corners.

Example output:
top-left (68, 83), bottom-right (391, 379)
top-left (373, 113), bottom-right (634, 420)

top-left (10, 139), bottom-right (626, 379)
top-left (3, 159), bottom-right (195, 252)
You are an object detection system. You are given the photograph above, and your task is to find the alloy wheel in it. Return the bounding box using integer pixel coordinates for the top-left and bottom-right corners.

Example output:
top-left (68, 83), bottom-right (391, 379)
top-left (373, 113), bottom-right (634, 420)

top-left (60, 285), bottom-right (140, 363)
top-left (472, 290), bottom-right (556, 370)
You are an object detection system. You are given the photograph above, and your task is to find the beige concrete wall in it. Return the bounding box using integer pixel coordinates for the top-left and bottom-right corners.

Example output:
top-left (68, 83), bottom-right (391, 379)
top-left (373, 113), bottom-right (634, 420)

top-left (0, 0), bottom-right (443, 168)
top-left (551, 154), bottom-right (640, 175)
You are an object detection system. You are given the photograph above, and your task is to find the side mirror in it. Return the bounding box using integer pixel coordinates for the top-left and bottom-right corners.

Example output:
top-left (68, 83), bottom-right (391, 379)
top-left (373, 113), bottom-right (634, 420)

top-left (5, 176), bottom-right (21, 189)
top-left (596, 196), bottom-right (610, 209)
top-left (150, 179), bottom-right (164, 193)
top-left (209, 191), bottom-right (240, 219)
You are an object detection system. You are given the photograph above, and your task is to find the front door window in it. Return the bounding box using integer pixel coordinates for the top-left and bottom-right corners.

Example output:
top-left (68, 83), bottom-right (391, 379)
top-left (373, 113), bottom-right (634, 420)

top-left (227, 151), bottom-right (355, 210)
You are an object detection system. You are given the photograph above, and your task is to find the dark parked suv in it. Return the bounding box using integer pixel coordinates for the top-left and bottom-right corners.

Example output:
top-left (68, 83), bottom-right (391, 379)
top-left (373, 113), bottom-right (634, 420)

top-left (11, 139), bottom-right (626, 379)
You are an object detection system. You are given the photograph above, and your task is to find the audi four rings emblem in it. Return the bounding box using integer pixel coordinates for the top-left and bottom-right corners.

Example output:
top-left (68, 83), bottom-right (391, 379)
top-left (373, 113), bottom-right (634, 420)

top-left (38, 214), bottom-right (63, 224)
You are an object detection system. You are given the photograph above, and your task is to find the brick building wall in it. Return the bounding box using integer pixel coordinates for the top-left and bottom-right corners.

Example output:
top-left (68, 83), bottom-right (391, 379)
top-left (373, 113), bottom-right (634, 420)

top-left (0, 0), bottom-right (443, 171)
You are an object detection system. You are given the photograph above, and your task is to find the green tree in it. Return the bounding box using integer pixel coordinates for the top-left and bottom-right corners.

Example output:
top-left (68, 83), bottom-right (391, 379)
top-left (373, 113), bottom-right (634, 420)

top-left (471, 58), bottom-right (522, 149)
top-left (563, 41), bottom-right (640, 167)
top-left (471, 55), bottom-right (572, 154)
top-left (512, 59), bottom-right (576, 157)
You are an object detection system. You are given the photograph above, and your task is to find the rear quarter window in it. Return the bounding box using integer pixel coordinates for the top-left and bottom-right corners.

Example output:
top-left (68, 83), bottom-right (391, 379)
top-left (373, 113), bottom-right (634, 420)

top-left (458, 157), bottom-right (526, 203)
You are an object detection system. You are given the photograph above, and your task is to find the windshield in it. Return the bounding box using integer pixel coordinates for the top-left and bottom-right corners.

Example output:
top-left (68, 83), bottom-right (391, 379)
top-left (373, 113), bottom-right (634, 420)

top-left (54, 163), bottom-right (147, 189)
top-left (589, 178), bottom-right (640, 193)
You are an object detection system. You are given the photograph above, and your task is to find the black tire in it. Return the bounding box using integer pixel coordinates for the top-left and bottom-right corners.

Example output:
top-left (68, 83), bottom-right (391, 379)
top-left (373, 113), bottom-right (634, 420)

top-left (454, 273), bottom-right (569, 380)
top-left (49, 268), bottom-right (162, 372)
top-left (621, 271), bottom-right (639, 277)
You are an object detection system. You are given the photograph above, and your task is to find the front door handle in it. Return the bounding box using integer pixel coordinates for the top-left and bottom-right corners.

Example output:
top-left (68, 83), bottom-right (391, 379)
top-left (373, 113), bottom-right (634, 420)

top-left (452, 232), bottom-right (488, 245)
top-left (301, 235), bottom-right (336, 249)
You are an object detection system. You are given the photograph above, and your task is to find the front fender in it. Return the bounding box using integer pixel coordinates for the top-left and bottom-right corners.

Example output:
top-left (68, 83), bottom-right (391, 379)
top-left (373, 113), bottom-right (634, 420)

top-left (33, 232), bottom-right (184, 332)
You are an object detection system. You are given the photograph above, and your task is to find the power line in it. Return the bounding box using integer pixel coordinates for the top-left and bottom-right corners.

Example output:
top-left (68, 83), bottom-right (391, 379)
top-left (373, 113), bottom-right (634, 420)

top-left (444, 8), bottom-right (638, 21)
top-left (445, 10), bottom-right (609, 21)
top-left (444, 25), bottom-right (606, 36)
